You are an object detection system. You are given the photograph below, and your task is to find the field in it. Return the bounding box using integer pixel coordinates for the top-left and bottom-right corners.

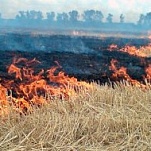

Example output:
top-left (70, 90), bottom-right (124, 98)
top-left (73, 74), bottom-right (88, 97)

top-left (0, 33), bottom-right (151, 150)
top-left (0, 82), bottom-right (151, 150)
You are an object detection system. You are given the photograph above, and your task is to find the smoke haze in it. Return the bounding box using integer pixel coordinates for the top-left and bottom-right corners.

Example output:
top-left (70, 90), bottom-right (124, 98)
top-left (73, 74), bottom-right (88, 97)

top-left (0, 0), bottom-right (151, 22)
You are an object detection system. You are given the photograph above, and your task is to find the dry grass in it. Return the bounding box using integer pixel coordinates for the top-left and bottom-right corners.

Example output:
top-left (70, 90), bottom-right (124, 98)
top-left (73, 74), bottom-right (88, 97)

top-left (0, 82), bottom-right (151, 151)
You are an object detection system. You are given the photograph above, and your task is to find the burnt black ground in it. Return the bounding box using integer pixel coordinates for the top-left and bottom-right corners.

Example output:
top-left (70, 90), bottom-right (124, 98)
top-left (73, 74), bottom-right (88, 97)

top-left (0, 34), bottom-right (151, 83)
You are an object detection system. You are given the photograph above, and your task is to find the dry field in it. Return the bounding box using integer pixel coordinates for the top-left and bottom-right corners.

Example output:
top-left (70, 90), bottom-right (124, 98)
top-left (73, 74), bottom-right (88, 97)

top-left (0, 81), bottom-right (151, 151)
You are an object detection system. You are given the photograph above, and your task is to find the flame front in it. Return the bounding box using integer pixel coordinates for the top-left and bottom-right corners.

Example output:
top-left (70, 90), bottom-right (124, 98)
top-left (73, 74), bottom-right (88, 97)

top-left (109, 59), bottom-right (147, 88)
top-left (109, 44), bottom-right (151, 57)
top-left (0, 58), bottom-right (91, 115)
top-left (1, 43), bottom-right (151, 116)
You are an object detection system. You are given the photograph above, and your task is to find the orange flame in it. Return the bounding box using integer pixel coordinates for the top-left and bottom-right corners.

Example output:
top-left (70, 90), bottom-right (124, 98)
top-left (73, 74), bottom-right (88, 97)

top-left (145, 64), bottom-right (151, 80)
top-left (109, 59), bottom-right (146, 88)
top-left (119, 45), bottom-right (147, 57)
top-left (0, 57), bottom-right (91, 116)
top-left (0, 84), bottom-right (9, 116)
top-left (108, 44), bottom-right (118, 51)
top-left (108, 44), bottom-right (151, 57)
top-left (1, 42), bottom-right (151, 116)
top-left (8, 64), bottom-right (22, 80)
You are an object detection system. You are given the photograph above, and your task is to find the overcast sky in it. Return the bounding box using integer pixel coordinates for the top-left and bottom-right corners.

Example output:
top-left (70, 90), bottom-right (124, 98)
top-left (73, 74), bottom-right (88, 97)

top-left (0, 0), bottom-right (151, 22)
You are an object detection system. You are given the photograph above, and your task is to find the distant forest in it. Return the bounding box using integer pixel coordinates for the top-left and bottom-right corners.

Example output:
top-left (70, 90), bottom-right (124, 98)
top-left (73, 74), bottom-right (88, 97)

top-left (0, 10), bottom-right (151, 31)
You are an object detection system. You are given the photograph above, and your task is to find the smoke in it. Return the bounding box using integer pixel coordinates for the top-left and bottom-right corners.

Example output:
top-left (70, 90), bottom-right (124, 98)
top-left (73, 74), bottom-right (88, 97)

top-left (0, 33), bottom-right (95, 54)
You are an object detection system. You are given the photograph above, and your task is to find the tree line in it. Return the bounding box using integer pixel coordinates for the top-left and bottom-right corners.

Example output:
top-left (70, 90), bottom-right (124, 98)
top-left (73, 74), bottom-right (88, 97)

top-left (0, 10), bottom-right (126, 23)
top-left (0, 10), bottom-right (151, 28)
top-left (138, 12), bottom-right (151, 26)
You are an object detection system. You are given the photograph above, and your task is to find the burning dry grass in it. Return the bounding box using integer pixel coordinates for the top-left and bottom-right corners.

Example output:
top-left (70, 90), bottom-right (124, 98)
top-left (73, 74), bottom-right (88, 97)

top-left (0, 82), bottom-right (151, 151)
top-left (0, 43), bottom-right (151, 150)
top-left (109, 43), bottom-right (151, 57)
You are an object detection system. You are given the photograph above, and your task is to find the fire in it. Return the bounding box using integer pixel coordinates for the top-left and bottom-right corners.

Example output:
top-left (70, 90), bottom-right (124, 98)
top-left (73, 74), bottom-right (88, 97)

top-left (109, 59), bottom-right (146, 88)
top-left (145, 64), bottom-right (151, 80)
top-left (1, 43), bottom-right (151, 116)
top-left (109, 44), bottom-right (151, 57)
top-left (0, 57), bottom-right (91, 116)
top-left (120, 45), bottom-right (146, 57)
top-left (108, 44), bottom-right (151, 87)
top-left (108, 44), bottom-right (118, 50)
top-left (0, 84), bottom-right (9, 116)
top-left (8, 64), bottom-right (22, 80)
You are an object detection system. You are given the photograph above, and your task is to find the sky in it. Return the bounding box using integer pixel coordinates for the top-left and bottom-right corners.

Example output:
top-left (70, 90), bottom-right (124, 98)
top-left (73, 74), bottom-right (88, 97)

top-left (0, 0), bottom-right (151, 23)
